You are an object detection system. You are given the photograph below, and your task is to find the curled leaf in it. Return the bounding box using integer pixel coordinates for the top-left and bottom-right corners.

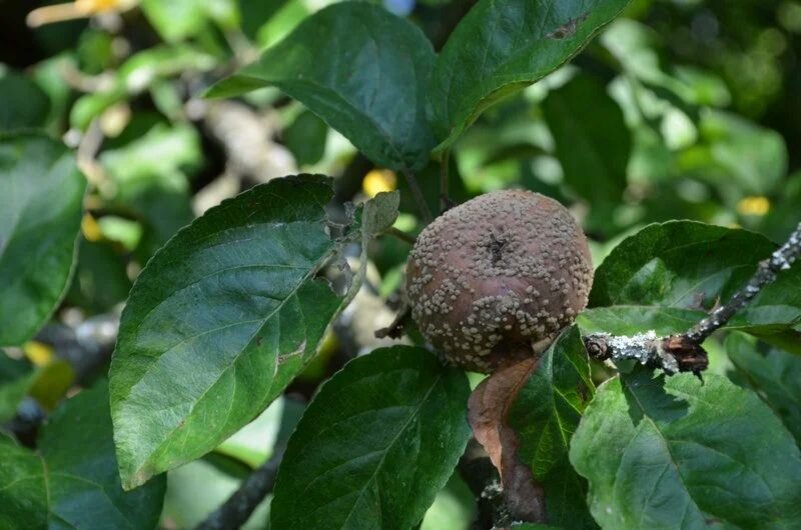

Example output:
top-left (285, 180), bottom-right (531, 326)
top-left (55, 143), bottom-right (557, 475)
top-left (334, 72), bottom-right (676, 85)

top-left (468, 357), bottom-right (545, 522)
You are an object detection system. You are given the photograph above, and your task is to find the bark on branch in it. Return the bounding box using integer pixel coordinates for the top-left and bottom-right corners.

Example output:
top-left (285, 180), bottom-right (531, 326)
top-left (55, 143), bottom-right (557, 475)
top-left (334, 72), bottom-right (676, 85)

top-left (195, 446), bottom-right (285, 530)
top-left (583, 222), bottom-right (801, 375)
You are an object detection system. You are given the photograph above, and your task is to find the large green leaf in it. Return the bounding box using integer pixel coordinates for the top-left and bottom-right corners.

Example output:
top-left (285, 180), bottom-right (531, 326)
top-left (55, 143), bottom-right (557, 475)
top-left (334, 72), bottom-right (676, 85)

top-left (570, 369), bottom-right (801, 529)
top-left (429, 0), bottom-right (630, 151)
top-left (270, 346), bottom-right (471, 529)
top-left (0, 382), bottom-right (166, 529)
top-left (0, 133), bottom-right (86, 346)
top-left (110, 175), bottom-right (398, 489)
top-left (585, 221), bottom-right (801, 337)
top-left (507, 327), bottom-right (596, 529)
top-left (207, 2), bottom-right (436, 172)
top-left (542, 73), bottom-right (630, 206)
top-left (726, 333), bottom-right (801, 445)
top-left (577, 306), bottom-right (704, 337)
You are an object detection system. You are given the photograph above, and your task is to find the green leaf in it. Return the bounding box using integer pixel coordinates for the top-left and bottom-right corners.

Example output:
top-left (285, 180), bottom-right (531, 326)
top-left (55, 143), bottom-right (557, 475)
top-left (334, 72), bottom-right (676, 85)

top-left (284, 110), bottom-right (328, 166)
top-left (208, 2), bottom-right (436, 172)
top-left (239, 0), bottom-right (289, 39)
top-left (570, 369), bottom-right (801, 529)
top-left (577, 306), bottom-right (704, 337)
top-left (429, 0), bottom-right (630, 151)
top-left (0, 382), bottom-right (166, 529)
top-left (586, 221), bottom-right (801, 337)
top-left (110, 175), bottom-right (398, 489)
top-left (0, 133), bottom-right (86, 346)
top-left (271, 346), bottom-right (471, 529)
top-left (110, 175), bottom-right (340, 489)
top-left (0, 353), bottom-right (34, 422)
top-left (66, 237), bottom-right (133, 313)
top-left (356, 189), bottom-right (401, 240)
top-left (726, 333), bottom-right (801, 445)
top-left (0, 66), bottom-right (50, 132)
top-left (507, 327), bottom-right (596, 529)
top-left (542, 73), bottom-right (630, 206)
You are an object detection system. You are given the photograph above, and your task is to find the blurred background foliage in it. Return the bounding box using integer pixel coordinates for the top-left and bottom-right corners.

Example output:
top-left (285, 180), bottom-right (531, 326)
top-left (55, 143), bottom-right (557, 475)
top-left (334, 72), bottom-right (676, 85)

top-left (1, 0), bottom-right (800, 527)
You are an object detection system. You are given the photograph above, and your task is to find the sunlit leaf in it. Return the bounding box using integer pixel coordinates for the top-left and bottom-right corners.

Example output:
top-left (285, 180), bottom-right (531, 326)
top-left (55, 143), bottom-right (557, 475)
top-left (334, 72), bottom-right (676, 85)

top-left (571, 369), bottom-right (801, 529)
top-left (429, 0), bottom-right (630, 151)
top-left (271, 346), bottom-right (471, 529)
top-left (110, 176), bottom-right (399, 489)
top-left (208, 2), bottom-right (436, 172)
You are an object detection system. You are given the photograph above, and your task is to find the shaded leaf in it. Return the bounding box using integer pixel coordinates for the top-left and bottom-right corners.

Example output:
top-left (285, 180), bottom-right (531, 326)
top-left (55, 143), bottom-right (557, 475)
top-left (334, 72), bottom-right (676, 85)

top-left (726, 333), bottom-right (801, 445)
top-left (507, 326), bottom-right (597, 528)
top-left (429, 0), bottom-right (630, 151)
top-left (0, 353), bottom-right (34, 422)
top-left (239, 0), bottom-right (290, 39)
top-left (542, 73), bottom-right (630, 206)
top-left (28, 358), bottom-right (75, 411)
top-left (356, 190), bottom-right (401, 239)
top-left (0, 382), bottom-right (166, 529)
top-left (570, 369), bottom-right (801, 529)
top-left (284, 110), bottom-right (328, 166)
top-left (0, 67), bottom-right (50, 132)
top-left (587, 221), bottom-right (801, 338)
top-left (271, 346), bottom-right (471, 529)
top-left (110, 176), bottom-right (398, 489)
top-left (66, 237), bottom-right (133, 313)
top-left (208, 2), bottom-right (436, 172)
top-left (0, 133), bottom-right (86, 346)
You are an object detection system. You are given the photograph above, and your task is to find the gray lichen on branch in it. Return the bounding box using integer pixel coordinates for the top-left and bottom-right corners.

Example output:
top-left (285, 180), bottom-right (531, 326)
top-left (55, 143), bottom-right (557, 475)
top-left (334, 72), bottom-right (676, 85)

top-left (583, 222), bottom-right (801, 375)
top-left (583, 332), bottom-right (708, 375)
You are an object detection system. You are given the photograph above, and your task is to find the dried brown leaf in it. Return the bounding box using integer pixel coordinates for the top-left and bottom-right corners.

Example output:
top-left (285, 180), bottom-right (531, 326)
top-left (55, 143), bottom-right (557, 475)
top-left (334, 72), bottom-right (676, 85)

top-left (468, 357), bottom-right (545, 522)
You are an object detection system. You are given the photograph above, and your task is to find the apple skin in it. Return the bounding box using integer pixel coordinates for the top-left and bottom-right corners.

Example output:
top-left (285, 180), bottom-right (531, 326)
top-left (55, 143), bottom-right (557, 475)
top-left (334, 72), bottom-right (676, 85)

top-left (407, 190), bottom-right (593, 373)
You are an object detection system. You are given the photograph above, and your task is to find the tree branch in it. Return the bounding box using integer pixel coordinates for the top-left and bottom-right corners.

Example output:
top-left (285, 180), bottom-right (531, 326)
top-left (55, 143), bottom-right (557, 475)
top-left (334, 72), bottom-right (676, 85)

top-left (685, 222), bottom-right (801, 343)
top-left (383, 227), bottom-right (417, 245)
top-left (440, 148), bottom-right (451, 214)
top-left (583, 222), bottom-right (801, 375)
top-left (195, 445), bottom-right (285, 530)
top-left (402, 169), bottom-right (434, 224)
